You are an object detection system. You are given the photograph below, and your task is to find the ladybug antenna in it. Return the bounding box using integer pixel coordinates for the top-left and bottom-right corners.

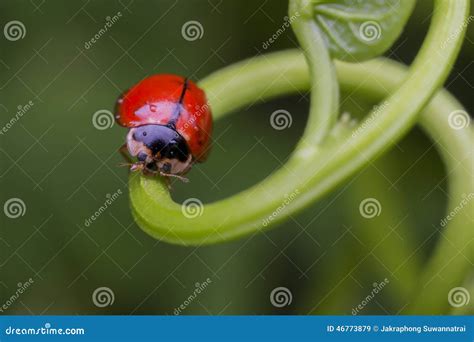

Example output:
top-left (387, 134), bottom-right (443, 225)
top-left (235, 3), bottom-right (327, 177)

top-left (168, 77), bottom-right (189, 128)
top-left (179, 77), bottom-right (189, 103)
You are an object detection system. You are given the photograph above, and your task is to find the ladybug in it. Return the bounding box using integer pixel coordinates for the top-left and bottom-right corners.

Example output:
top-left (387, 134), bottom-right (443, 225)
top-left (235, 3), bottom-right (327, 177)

top-left (115, 74), bottom-right (212, 181)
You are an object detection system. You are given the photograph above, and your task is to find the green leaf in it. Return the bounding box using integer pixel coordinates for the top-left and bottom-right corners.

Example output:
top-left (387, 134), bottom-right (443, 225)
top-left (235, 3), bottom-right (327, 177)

top-left (307, 0), bottom-right (416, 61)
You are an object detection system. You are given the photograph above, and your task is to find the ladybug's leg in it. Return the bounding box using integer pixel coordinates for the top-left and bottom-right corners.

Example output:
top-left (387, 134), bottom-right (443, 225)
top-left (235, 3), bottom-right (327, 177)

top-left (119, 143), bottom-right (144, 172)
top-left (119, 143), bottom-right (134, 164)
top-left (159, 172), bottom-right (189, 183)
top-left (163, 176), bottom-right (172, 191)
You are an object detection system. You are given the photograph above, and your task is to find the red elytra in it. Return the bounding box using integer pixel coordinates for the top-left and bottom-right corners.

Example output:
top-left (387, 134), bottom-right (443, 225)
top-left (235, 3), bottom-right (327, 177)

top-left (116, 74), bottom-right (212, 161)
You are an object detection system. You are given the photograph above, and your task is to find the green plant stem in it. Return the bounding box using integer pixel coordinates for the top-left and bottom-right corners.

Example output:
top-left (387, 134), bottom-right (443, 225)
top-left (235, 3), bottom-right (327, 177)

top-left (289, 0), bottom-right (340, 145)
top-left (130, 0), bottom-right (468, 247)
top-left (334, 59), bottom-right (473, 313)
top-left (407, 96), bottom-right (473, 314)
top-left (130, 52), bottom-right (472, 310)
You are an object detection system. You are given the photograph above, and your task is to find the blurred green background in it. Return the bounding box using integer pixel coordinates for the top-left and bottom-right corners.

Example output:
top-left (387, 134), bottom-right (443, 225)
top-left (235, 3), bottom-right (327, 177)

top-left (0, 0), bottom-right (473, 315)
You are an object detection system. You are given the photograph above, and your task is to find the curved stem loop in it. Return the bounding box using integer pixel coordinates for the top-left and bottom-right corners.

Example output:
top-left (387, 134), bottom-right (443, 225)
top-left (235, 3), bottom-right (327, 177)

top-left (334, 58), bottom-right (473, 314)
top-left (289, 0), bottom-right (340, 146)
top-left (130, 0), bottom-right (468, 246)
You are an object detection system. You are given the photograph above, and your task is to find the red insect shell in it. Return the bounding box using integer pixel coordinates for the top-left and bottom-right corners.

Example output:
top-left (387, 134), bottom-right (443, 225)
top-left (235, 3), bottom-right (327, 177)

top-left (116, 74), bottom-right (212, 161)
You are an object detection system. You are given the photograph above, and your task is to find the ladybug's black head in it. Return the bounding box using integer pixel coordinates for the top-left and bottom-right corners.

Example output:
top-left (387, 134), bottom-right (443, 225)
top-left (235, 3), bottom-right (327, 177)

top-left (126, 124), bottom-right (191, 175)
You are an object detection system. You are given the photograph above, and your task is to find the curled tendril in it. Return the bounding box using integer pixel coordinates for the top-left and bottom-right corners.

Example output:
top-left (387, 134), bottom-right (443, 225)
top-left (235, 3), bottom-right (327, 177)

top-left (130, 0), bottom-right (469, 245)
top-left (128, 0), bottom-right (471, 313)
